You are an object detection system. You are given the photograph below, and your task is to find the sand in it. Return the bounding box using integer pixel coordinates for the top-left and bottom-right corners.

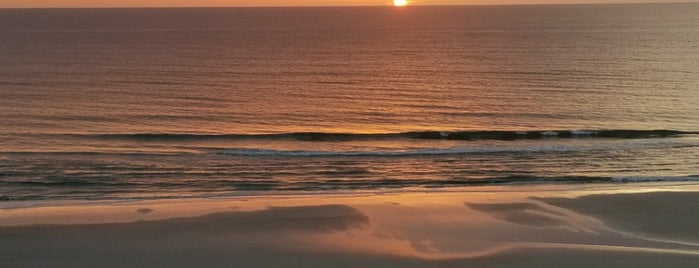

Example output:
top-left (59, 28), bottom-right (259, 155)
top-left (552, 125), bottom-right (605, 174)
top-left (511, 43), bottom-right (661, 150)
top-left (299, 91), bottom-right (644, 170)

top-left (538, 192), bottom-right (699, 243)
top-left (1, 183), bottom-right (699, 267)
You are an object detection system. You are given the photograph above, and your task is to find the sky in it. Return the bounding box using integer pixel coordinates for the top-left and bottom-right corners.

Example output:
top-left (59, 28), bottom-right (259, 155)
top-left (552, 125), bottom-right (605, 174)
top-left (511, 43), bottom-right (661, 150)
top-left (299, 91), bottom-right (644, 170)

top-left (0, 0), bottom-right (694, 8)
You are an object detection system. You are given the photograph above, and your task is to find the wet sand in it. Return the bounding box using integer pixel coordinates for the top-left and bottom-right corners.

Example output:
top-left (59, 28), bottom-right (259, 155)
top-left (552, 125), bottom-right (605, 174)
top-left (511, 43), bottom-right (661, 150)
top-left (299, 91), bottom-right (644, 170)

top-left (1, 184), bottom-right (699, 267)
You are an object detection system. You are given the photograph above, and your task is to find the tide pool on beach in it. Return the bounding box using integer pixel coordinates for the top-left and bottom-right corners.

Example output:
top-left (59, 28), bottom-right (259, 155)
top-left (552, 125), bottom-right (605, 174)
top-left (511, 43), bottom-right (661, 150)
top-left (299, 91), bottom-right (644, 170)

top-left (2, 183), bottom-right (699, 267)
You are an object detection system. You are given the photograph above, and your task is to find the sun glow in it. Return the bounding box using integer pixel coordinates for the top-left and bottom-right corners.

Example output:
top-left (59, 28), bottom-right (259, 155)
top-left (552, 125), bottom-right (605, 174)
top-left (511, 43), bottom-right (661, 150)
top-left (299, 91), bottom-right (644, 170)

top-left (393, 0), bottom-right (408, 6)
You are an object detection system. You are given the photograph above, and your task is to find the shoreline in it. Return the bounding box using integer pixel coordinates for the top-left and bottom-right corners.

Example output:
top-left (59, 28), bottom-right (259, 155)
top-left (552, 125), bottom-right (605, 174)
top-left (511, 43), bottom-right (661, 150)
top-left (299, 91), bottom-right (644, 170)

top-left (2, 182), bottom-right (698, 225)
top-left (3, 180), bottom-right (698, 209)
top-left (2, 183), bottom-right (699, 267)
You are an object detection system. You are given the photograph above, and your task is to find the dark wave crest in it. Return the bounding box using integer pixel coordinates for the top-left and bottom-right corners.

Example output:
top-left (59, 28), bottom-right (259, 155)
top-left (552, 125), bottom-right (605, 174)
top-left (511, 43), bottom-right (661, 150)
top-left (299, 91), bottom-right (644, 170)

top-left (57, 129), bottom-right (697, 142)
top-left (2, 175), bottom-right (698, 202)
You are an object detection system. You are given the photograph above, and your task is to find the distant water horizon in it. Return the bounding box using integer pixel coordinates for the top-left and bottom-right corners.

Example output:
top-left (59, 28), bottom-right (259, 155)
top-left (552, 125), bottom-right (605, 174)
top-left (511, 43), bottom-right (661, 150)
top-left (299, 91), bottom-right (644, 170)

top-left (2, 1), bottom-right (698, 9)
top-left (1, 3), bottom-right (697, 203)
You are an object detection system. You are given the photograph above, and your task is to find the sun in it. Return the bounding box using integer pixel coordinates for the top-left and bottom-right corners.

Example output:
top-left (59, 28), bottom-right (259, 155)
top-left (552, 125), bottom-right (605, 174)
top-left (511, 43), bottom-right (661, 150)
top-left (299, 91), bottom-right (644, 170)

top-left (393, 0), bottom-right (409, 7)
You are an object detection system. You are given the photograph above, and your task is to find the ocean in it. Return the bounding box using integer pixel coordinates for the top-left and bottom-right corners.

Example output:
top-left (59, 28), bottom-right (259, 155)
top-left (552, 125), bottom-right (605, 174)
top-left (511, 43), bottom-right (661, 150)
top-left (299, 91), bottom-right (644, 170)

top-left (0, 3), bottom-right (698, 202)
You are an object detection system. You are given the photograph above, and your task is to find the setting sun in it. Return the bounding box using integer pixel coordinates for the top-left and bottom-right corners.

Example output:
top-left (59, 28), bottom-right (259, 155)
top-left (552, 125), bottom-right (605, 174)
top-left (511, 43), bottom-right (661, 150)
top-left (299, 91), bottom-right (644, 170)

top-left (394, 0), bottom-right (408, 6)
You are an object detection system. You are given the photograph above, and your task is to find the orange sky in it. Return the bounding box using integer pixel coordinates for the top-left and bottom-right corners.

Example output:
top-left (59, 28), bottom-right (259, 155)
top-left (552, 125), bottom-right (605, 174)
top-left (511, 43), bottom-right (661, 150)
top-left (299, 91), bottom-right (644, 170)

top-left (0, 0), bottom-right (693, 8)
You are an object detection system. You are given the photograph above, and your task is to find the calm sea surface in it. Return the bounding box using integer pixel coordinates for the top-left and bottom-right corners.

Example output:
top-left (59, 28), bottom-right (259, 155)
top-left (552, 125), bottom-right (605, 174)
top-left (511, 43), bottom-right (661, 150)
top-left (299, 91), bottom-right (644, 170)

top-left (1, 4), bottom-right (698, 202)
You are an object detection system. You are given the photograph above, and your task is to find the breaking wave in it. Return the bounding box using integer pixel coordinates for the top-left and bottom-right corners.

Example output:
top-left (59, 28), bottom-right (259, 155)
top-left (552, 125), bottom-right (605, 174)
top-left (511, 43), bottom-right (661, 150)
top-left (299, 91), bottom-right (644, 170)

top-left (218, 146), bottom-right (583, 157)
top-left (2, 175), bottom-right (698, 202)
top-left (55, 129), bottom-right (697, 142)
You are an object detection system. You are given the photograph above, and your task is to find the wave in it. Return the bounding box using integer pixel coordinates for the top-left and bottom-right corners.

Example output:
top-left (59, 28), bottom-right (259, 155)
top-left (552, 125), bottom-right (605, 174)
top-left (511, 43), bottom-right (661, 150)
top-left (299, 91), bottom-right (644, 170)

top-left (219, 146), bottom-right (583, 157)
top-left (300, 175), bottom-right (699, 188)
top-left (58, 129), bottom-right (698, 142)
top-left (3, 175), bottom-right (698, 202)
top-left (611, 176), bottom-right (699, 183)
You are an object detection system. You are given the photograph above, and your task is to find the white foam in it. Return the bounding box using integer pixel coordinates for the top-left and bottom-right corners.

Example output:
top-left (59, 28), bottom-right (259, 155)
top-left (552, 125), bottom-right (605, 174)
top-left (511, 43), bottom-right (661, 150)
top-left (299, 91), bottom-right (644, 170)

top-left (612, 176), bottom-right (699, 183)
top-left (570, 130), bottom-right (597, 135)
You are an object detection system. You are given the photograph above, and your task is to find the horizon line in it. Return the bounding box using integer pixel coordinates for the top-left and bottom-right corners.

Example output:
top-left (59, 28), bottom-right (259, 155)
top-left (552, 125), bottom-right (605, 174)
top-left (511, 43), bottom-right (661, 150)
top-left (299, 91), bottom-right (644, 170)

top-left (0, 1), bottom-right (696, 10)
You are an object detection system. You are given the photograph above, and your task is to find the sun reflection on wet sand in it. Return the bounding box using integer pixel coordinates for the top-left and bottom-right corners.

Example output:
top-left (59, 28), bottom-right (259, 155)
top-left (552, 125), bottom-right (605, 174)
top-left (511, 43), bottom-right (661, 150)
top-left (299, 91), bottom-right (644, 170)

top-left (2, 184), bottom-right (699, 266)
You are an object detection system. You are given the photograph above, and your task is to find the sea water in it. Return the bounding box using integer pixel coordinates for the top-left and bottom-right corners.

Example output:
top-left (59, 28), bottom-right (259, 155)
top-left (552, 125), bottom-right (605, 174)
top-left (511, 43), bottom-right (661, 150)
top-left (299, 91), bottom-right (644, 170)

top-left (1, 4), bottom-right (698, 201)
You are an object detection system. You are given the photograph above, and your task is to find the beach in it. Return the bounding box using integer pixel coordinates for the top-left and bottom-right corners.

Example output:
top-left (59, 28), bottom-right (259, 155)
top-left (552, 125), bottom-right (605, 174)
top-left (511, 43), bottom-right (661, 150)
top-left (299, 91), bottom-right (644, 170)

top-left (1, 4), bottom-right (698, 267)
top-left (3, 183), bottom-right (698, 267)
